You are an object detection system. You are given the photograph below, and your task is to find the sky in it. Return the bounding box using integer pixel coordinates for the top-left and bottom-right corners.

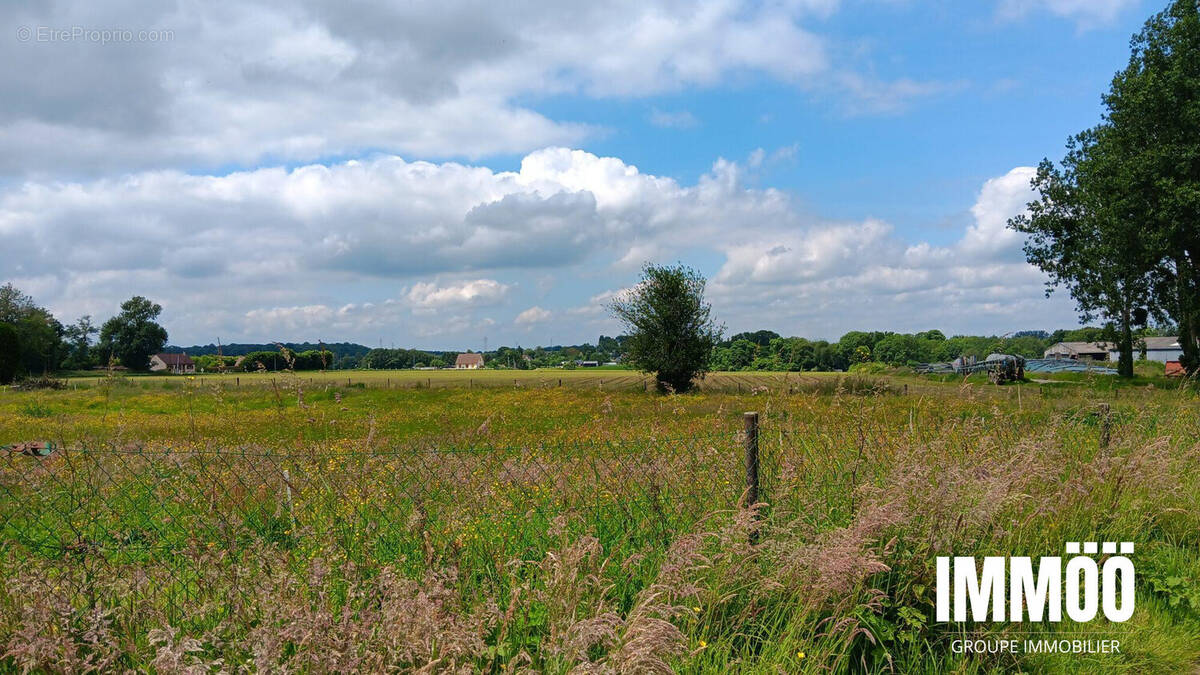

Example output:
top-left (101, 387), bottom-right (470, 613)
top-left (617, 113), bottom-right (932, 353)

top-left (0, 0), bottom-right (1160, 349)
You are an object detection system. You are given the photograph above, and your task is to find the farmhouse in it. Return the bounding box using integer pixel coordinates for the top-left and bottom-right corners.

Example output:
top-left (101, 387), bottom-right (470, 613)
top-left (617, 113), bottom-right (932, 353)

top-left (150, 352), bottom-right (195, 374)
top-left (454, 353), bottom-right (484, 369)
top-left (1043, 341), bottom-right (1113, 361)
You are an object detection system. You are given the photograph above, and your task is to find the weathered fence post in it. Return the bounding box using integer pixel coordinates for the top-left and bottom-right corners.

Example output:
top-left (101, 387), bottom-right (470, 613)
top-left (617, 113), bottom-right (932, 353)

top-left (744, 411), bottom-right (760, 543)
top-left (1099, 402), bottom-right (1112, 449)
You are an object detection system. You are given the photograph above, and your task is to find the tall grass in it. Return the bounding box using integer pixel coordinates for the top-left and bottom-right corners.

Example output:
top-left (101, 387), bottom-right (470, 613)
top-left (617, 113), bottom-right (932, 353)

top-left (0, 373), bottom-right (1197, 672)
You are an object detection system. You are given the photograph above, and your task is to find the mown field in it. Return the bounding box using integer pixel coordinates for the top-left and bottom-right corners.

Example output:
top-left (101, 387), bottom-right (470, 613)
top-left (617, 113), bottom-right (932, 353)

top-left (1, 369), bottom-right (1198, 673)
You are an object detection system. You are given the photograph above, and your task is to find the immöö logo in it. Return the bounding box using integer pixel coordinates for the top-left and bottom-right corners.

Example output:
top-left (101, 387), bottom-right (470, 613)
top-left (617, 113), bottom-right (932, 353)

top-left (936, 542), bottom-right (1135, 623)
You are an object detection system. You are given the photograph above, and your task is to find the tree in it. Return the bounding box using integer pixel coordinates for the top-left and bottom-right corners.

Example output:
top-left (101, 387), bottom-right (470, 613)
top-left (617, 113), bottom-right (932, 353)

top-left (1009, 131), bottom-right (1155, 378)
top-left (0, 323), bottom-right (19, 384)
top-left (62, 316), bottom-right (98, 370)
top-left (99, 297), bottom-right (168, 371)
top-left (610, 263), bottom-right (723, 392)
top-left (873, 333), bottom-right (926, 366)
top-left (1013, 1), bottom-right (1200, 375)
top-left (0, 283), bottom-right (66, 375)
top-left (1099, 1), bottom-right (1200, 373)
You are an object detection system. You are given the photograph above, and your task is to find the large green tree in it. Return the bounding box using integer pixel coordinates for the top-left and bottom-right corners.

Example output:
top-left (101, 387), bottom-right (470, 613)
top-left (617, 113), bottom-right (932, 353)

top-left (610, 263), bottom-right (723, 392)
top-left (1099, 0), bottom-right (1200, 372)
top-left (0, 283), bottom-right (66, 376)
top-left (1009, 131), bottom-right (1156, 378)
top-left (99, 297), bottom-right (168, 371)
top-left (1007, 1), bottom-right (1200, 377)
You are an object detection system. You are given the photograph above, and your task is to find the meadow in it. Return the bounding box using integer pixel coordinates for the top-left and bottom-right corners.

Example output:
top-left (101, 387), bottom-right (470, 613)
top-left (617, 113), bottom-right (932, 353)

top-left (1, 369), bottom-right (1198, 673)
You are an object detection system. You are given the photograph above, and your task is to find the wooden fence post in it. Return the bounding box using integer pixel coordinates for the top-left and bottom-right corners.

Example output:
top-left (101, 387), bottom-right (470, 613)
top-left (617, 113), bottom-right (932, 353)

top-left (743, 411), bottom-right (760, 543)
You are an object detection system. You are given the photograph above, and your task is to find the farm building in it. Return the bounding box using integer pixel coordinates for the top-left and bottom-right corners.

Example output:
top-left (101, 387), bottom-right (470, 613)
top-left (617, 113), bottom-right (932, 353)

top-left (1043, 342), bottom-right (1113, 360)
top-left (1117, 337), bottom-right (1183, 363)
top-left (150, 353), bottom-right (195, 374)
top-left (1044, 337), bottom-right (1184, 363)
top-left (454, 353), bottom-right (484, 369)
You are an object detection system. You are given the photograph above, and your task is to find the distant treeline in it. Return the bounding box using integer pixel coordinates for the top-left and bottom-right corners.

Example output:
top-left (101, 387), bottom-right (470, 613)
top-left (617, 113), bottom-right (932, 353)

top-left (177, 326), bottom-right (1179, 374)
top-left (172, 342), bottom-right (368, 359)
top-left (708, 326), bottom-right (1176, 372)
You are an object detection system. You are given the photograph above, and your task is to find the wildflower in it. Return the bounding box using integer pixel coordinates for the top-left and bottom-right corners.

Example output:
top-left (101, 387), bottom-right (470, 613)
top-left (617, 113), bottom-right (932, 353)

top-left (698, 640), bottom-right (707, 649)
top-left (797, 651), bottom-right (805, 659)
top-left (692, 606), bottom-right (701, 613)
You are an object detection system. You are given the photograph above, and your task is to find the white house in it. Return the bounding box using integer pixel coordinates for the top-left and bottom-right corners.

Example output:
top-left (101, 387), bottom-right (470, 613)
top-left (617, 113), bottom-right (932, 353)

top-left (454, 353), bottom-right (484, 369)
top-left (150, 352), bottom-right (195, 374)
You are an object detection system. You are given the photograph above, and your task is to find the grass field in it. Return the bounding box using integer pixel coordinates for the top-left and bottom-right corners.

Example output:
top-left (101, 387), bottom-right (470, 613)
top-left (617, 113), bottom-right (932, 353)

top-left (1, 369), bottom-right (1198, 672)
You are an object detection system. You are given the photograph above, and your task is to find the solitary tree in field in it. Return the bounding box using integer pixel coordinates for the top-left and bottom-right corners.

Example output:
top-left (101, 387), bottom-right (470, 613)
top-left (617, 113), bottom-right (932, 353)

top-left (99, 296), bottom-right (168, 371)
top-left (610, 263), bottom-right (723, 392)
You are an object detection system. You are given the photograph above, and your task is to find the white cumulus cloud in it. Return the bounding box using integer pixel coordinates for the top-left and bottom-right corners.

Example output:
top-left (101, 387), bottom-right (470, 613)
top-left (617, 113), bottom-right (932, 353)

top-left (515, 306), bottom-right (553, 325)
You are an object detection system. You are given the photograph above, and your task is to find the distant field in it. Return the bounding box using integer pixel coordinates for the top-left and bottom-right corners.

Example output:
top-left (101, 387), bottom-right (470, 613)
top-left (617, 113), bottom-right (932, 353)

top-left (1, 372), bottom-right (1197, 672)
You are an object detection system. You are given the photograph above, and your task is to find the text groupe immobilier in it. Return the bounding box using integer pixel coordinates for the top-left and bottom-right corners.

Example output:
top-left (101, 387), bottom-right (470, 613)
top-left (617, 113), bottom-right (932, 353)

top-left (952, 639), bottom-right (1121, 655)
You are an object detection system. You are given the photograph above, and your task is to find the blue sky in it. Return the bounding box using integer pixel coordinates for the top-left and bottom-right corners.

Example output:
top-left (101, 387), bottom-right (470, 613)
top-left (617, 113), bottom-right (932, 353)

top-left (0, 0), bottom-right (1159, 348)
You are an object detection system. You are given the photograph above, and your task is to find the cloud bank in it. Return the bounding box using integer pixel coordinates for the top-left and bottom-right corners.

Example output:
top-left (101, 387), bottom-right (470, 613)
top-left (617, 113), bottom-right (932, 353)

top-left (0, 148), bottom-right (1074, 346)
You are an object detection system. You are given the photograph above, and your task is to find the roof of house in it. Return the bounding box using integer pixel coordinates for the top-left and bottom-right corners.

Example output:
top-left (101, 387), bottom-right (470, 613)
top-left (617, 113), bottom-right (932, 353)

top-left (1045, 341), bottom-right (1113, 355)
top-left (155, 352), bottom-right (194, 366)
top-left (455, 353), bottom-right (484, 366)
top-left (1139, 337), bottom-right (1181, 350)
